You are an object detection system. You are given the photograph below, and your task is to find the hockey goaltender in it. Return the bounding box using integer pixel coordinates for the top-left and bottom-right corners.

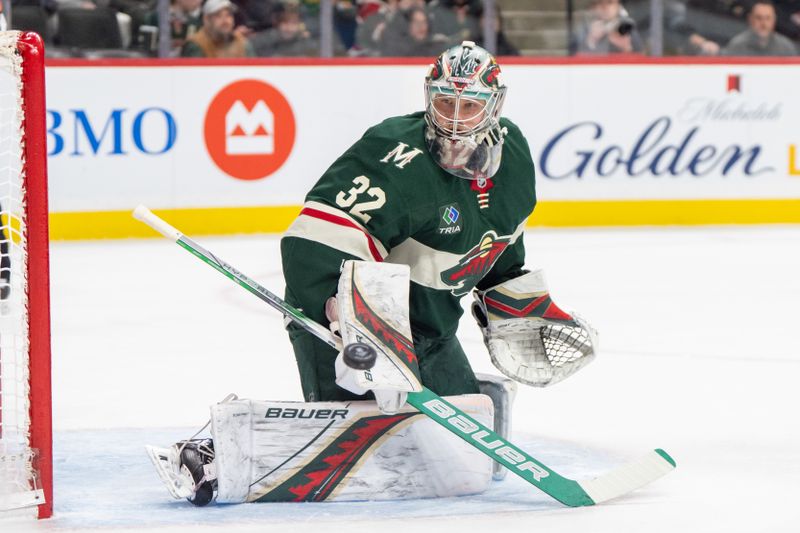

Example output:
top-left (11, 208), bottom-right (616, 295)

top-left (146, 41), bottom-right (598, 506)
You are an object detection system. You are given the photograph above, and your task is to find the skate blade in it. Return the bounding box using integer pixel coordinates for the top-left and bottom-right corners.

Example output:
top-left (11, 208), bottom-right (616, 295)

top-left (145, 444), bottom-right (194, 500)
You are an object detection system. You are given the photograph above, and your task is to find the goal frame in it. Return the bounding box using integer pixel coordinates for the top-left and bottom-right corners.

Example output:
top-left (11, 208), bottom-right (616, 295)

top-left (1, 31), bottom-right (53, 520)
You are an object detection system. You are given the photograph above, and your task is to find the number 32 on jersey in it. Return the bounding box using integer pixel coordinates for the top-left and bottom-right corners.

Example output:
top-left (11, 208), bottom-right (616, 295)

top-left (335, 175), bottom-right (386, 224)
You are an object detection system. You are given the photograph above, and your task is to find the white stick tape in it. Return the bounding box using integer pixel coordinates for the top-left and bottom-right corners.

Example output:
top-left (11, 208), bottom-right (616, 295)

top-left (132, 205), bottom-right (182, 242)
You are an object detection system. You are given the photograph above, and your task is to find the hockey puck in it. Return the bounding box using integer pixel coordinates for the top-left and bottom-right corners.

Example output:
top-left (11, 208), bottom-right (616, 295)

top-left (343, 342), bottom-right (377, 370)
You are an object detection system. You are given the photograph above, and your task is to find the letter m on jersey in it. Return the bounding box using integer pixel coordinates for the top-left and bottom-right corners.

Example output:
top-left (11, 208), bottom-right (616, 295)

top-left (381, 142), bottom-right (423, 169)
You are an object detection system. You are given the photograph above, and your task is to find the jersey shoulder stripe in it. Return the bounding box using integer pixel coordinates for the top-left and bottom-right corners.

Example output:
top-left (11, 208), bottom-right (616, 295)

top-left (284, 201), bottom-right (388, 262)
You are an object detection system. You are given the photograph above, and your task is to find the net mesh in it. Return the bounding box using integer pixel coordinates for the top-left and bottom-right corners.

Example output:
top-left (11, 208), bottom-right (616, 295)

top-left (0, 30), bottom-right (37, 513)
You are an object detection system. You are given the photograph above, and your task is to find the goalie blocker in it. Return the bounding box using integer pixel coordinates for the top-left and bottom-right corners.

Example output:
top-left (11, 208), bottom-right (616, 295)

top-left (332, 260), bottom-right (423, 415)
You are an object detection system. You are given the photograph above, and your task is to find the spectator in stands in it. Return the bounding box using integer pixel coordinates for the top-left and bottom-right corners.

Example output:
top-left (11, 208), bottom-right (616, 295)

top-left (476, 4), bottom-right (519, 56)
top-left (180, 0), bottom-right (254, 57)
top-left (671, 0), bottom-right (723, 54)
top-left (0, 3), bottom-right (7, 31)
top-left (231, 0), bottom-right (279, 34)
top-left (10, 0), bottom-right (59, 42)
top-left (358, 0), bottom-right (383, 19)
top-left (427, 0), bottom-right (481, 44)
top-left (629, 0), bottom-right (722, 55)
top-left (355, 0), bottom-right (426, 56)
top-left (334, 0), bottom-right (358, 51)
top-left (773, 0), bottom-right (800, 41)
top-left (51, 0), bottom-right (138, 48)
top-left (675, 0), bottom-right (750, 48)
top-left (685, 31), bottom-right (722, 54)
top-left (389, 6), bottom-right (450, 56)
top-left (109, 0), bottom-right (151, 47)
top-left (11, 0), bottom-right (59, 12)
top-left (249, 4), bottom-right (319, 56)
top-left (293, 0), bottom-right (321, 38)
top-left (723, 0), bottom-right (797, 54)
top-left (572, 0), bottom-right (645, 54)
top-left (355, 0), bottom-right (396, 55)
top-left (144, 0), bottom-right (202, 54)
top-left (54, 0), bottom-right (106, 10)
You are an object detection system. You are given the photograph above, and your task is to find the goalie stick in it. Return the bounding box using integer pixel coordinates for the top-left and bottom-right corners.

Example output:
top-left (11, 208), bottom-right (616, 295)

top-left (133, 205), bottom-right (676, 507)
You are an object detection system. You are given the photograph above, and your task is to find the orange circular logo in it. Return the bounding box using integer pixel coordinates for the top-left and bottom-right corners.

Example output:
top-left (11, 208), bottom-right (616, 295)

top-left (204, 79), bottom-right (296, 181)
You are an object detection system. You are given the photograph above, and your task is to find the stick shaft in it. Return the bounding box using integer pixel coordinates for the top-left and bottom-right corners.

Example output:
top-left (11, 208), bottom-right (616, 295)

top-left (133, 205), bottom-right (340, 351)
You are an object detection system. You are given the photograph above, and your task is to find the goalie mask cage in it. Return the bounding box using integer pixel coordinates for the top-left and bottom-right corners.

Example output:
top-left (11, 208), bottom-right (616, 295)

top-left (0, 31), bottom-right (53, 519)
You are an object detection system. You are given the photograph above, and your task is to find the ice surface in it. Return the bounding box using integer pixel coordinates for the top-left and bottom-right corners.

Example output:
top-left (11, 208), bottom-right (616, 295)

top-left (6, 226), bottom-right (800, 532)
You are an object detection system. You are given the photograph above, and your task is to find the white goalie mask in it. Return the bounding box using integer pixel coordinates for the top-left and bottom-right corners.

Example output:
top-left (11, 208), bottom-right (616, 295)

top-left (424, 41), bottom-right (508, 181)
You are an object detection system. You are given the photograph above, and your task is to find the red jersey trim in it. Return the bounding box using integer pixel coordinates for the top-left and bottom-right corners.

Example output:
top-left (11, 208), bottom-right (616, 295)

top-left (300, 207), bottom-right (384, 262)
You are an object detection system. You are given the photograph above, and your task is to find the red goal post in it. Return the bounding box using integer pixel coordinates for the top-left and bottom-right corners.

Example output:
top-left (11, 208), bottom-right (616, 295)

top-left (0, 31), bottom-right (53, 520)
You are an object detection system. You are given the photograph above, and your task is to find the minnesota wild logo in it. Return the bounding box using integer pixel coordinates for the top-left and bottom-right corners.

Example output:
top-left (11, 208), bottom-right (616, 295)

top-left (480, 60), bottom-right (501, 89)
top-left (428, 56), bottom-right (444, 81)
top-left (441, 231), bottom-right (510, 296)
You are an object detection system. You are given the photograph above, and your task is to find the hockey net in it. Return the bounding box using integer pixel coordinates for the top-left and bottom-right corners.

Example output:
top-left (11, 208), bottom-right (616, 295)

top-left (0, 31), bottom-right (52, 519)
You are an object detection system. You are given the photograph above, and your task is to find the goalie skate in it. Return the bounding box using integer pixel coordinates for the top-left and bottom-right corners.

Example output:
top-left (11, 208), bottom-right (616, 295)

top-left (145, 445), bottom-right (194, 500)
top-left (145, 439), bottom-right (217, 506)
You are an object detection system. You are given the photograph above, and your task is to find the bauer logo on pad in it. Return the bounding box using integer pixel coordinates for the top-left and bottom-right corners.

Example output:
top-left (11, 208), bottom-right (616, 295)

top-left (204, 79), bottom-right (296, 181)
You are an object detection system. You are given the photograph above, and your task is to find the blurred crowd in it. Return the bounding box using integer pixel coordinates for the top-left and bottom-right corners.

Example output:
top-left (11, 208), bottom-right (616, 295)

top-left (572, 0), bottom-right (798, 56)
top-left (175, 0), bottom-right (514, 58)
top-left (2, 0), bottom-right (510, 57)
top-left (2, 0), bottom-right (798, 57)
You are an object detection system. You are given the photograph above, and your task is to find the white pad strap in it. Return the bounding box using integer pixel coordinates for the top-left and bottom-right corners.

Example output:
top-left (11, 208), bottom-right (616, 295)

top-left (475, 373), bottom-right (517, 481)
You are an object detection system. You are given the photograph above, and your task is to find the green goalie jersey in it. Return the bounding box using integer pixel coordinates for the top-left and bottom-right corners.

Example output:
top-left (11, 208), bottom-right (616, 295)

top-left (281, 111), bottom-right (536, 344)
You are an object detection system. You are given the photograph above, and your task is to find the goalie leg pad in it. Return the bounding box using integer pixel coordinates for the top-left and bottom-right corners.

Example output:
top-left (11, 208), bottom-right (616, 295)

top-left (210, 394), bottom-right (494, 503)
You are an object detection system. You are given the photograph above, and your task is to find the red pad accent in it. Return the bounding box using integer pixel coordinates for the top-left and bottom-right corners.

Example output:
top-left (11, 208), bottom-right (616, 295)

top-left (301, 207), bottom-right (384, 262)
top-left (542, 301), bottom-right (573, 321)
top-left (288, 414), bottom-right (412, 501)
top-left (352, 284), bottom-right (417, 367)
top-left (485, 294), bottom-right (573, 321)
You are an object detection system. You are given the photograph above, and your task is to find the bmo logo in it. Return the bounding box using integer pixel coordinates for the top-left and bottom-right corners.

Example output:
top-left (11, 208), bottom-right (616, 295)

top-left (204, 79), bottom-right (296, 181)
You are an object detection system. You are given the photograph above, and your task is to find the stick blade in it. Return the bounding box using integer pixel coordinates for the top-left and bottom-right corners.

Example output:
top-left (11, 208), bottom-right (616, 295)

top-left (578, 449), bottom-right (676, 505)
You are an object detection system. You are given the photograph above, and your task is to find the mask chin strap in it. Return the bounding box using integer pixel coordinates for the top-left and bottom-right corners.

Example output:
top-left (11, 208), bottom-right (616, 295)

top-left (475, 125), bottom-right (508, 148)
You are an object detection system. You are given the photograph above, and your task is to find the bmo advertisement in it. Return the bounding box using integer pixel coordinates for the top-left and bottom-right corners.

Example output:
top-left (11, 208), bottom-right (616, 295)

top-left (44, 61), bottom-right (800, 238)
